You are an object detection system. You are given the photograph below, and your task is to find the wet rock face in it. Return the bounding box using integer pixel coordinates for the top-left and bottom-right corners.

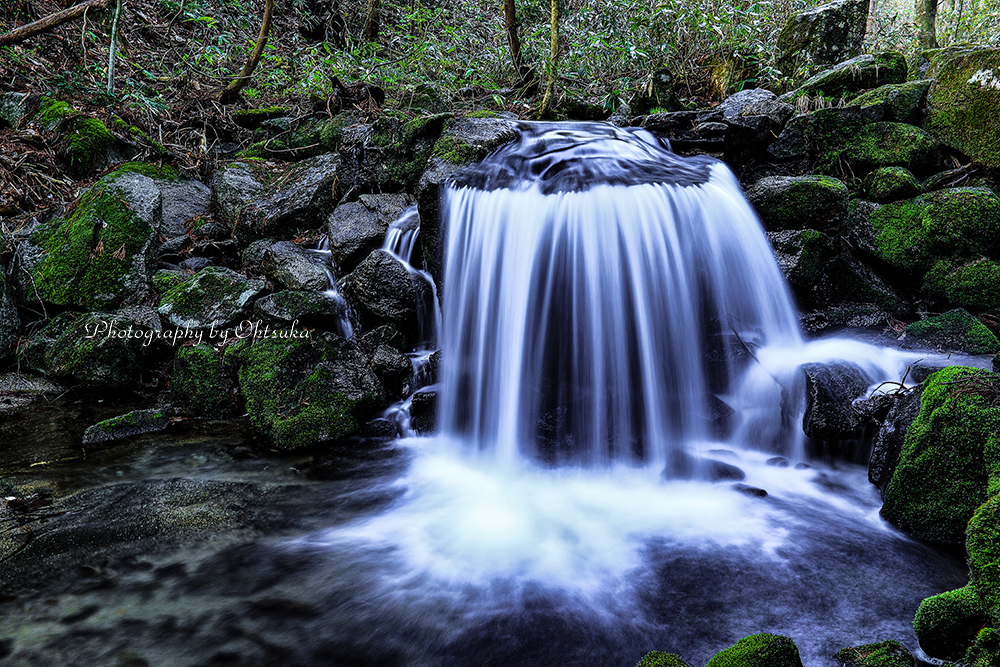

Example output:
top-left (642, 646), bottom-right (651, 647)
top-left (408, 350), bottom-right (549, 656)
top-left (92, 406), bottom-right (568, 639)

top-left (868, 385), bottom-right (923, 492)
top-left (801, 361), bottom-right (872, 441)
top-left (260, 241), bottom-right (330, 291)
top-left (158, 266), bottom-right (268, 330)
top-left (327, 193), bottom-right (415, 272)
top-left (254, 290), bottom-right (347, 331)
top-left (776, 0), bottom-right (869, 72)
top-left (341, 250), bottom-right (430, 339)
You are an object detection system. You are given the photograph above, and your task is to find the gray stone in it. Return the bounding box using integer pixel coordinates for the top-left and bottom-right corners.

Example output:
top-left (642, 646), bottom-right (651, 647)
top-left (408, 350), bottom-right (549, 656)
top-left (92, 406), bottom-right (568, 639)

top-left (410, 386), bottom-right (437, 434)
top-left (158, 266), bottom-right (267, 330)
top-left (0, 268), bottom-right (21, 359)
top-left (0, 92), bottom-right (29, 128)
top-left (253, 290), bottom-right (347, 330)
top-left (158, 178), bottom-right (212, 237)
top-left (869, 385), bottom-right (923, 492)
top-left (83, 409), bottom-right (170, 447)
top-left (261, 241), bottom-right (331, 291)
top-left (212, 161), bottom-right (269, 229)
top-left (327, 193), bottom-right (415, 272)
top-left (777, 0), bottom-right (870, 72)
top-left (341, 249), bottom-right (430, 339)
top-left (802, 361), bottom-right (872, 440)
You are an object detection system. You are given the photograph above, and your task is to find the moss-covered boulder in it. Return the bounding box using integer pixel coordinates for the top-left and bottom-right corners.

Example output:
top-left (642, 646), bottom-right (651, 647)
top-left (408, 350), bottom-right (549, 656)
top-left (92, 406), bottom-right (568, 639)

top-left (902, 309), bottom-right (1000, 355)
top-left (158, 266), bottom-right (267, 330)
top-left (237, 112), bottom-right (362, 161)
top-left (171, 344), bottom-right (236, 418)
top-left (33, 97), bottom-right (117, 178)
top-left (775, 0), bottom-right (869, 74)
top-left (340, 113), bottom-right (451, 195)
top-left (768, 105), bottom-right (873, 167)
top-left (849, 80), bottom-right (932, 125)
top-left (833, 640), bottom-right (914, 667)
top-left (863, 167), bottom-right (921, 203)
top-left (253, 290), bottom-right (348, 331)
top-left (963, 628), bottom-right (1000, 667)
top-left (780, 52), bottom-right (907, 101)
top-left (747, 175), bottom-right (848, 233)
top-left (227, 333), bottom-right (388, 449)
top-left (914, 585), bottom-right (991, 661)
top-left (881, 366), bottom-right (1000, 544)
top-left (835, 122), bottom-right (944, 177)
top-left (232, 106), bottom-right (289, 130)
top-left (918, 46), bottom-right (1000, 167)
top-left (17, 312), bottom-right (147, 389)
top-left (634, 652), bottom-right (692, 667)
top-left (82, 409), bottom-right (170, 447)
top-left (17, 169), bottom-right (162, 310)
top-left (235, 153), bottom-right (339, 247)
top-left (923, 258), bottom-right (1000, 312)
top-left (968, 495), bottom-right (1000, 625)
top-left (869, 188), bottom-right (1000, 275)
top-left (705, 633), bottom-right (803, 667)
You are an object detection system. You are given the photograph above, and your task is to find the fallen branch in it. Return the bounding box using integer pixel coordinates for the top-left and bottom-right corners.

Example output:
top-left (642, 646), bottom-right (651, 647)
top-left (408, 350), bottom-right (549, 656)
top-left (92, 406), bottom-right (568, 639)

top-left (0, 0), bottom-right (112, 47)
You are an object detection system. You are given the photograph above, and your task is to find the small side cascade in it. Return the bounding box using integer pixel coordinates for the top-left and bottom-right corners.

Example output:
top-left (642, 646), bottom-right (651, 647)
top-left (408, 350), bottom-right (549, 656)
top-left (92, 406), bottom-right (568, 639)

top-left (309, 236), bottom-right (354, 339)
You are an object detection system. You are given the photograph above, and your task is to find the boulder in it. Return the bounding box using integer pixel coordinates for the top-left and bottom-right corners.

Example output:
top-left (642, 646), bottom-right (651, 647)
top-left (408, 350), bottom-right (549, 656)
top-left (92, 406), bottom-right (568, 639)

top-left (923, 258), bottom-right (1000, 312)
top-left (253, 290), bottom-right (348, 331)
top-left (31, 97), bottom-right (120, 178)
top-left (863, 167), bottom-right (922, 203)
top-left (17, 168), bottom-right (161, 310)
top-left (780, 53), bottom-right (908, 101)
top-left (371, 343), bottom-right (412, 396)
top-left (341, 249), bottom-right (431, 339)
top-left (327, 193), bottom-right (416, 271)
top-left (260, 240), bottom-right (331, 291)
top-left (849, 79), bottom-right (932, 125)
top-left (227, 334), bottom-right (388, 449)
top-left (918, 46), bottom-right (1000, 167)
top-left (748, 175), bottom-right (848, 233)
top-left (968, 495), bottom-right (1000, 625)
top-left (82, 409), bottom-right (170, 447)
top-left (212, 161), bottom-right (270, 229)
top-left (705, 633), bottom-right (804, 667)
top-left (158, 266), bottom-right (268, 330)
top-left (0, 92), bottom-right (29, 128)
top-left (914, 585), bottom-right (991, 661)
top-left (881, 366), bottom-right (998, 544)
top-left (235, 153), bottom-right (339, 247)
top-left (868, 385), bottom-right (923, 491)
top-left (416, 116), bottom-right (518, 285)
top-left (634, 652), bottom-right (692, 667)
top-left (158, 174), bottom-right (212, 238)
top-left (801, 361), bottom-right (871, 440)
top-left (171, 344), bottom-right (237, 418)
top-left (833, 641), bottom-right (914, 667)
top-left (900, 309), bottom-right (1000, 355)
top-left (768, 230), bottom-right (836, 308)
top-left (410, 386), bottom-right (438, 434)
top-left (776, 0), bottom-right (869, 72)
top-left (963, 629), bottom-right (1000, 667)
top-left (834, 122), bottom-right (944, 177)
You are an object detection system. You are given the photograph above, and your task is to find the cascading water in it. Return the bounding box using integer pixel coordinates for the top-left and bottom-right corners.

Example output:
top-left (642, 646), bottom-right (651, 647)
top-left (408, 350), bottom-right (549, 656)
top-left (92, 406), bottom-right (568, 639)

top-left (439, 122), bottom-right (805, 470)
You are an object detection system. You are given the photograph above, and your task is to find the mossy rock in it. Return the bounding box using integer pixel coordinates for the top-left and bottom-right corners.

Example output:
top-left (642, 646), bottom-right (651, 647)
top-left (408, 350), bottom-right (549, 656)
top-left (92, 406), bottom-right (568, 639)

top-left (969, 495), bottom-right (1000, 626)
top-left (920, 46), bottom-right (1000, 168)
top-left (341, 113), bottom-right (451, 193)
top-left (914, 585), bottom-right (991, 661)
top-left (767, 105), bottom-right (872, 165)
top-left (881, 365), bottom-right (1000, 544)
top-left (833, 640), bottom-right (914, 667)
top-left (832, 122), bottom-right (944, 178)
top-left (153, 269), bottom-right (186, 294)
top-left (17, 312), bottom-right (147, 389)
top-left (158, 266), bottom-right (267, 330)
top-left (227, 334), bottom-right (388, 449)
top-left (869, 188), bottom-right (1000, 275)
top-left (963, 628), bottom-right (1000, 667)
top-left (634, 651), bottom-right (692, 667)
top-left (775, 0), bottom-right (870, 74)
top-left (19, 169), bottom-right (161, 310)
top-left (237, 112), bottom-right (363, 160)
top-left (232, 106), bottom-right (289, 130)
top-left (705, 634), bottom-right (803, 667)
top-left (903, 309), bottom-right (1000, 354)
top-left (923, 258), bottom-right (1000, 312)
top-left (746, 175), bottom-right (848, 233)
top-left (171, 344), bottom-right (236, 418)
top-left (780, 52), bottom-right (908, 101)
top-left (34, 97), bottom-right (115, 178)
top-left (82, 409), bottom-right (170, 446)
top-left (849, 80), bottom-right (933, 125)
top-left (863, 167), bottom-right (921, 203)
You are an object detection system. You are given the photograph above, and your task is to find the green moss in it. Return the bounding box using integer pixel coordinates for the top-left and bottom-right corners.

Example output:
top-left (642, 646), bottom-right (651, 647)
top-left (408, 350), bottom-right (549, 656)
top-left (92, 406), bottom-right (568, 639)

top-left (634, 652), bottom-right (691, 667)
top-left (158, 266), bottom-right (263, 329)
top-left (963, 627), bottom-right (1000, 667)
top-left (172, 344), bottom-right (233, 418)
top-left (153, 270), bottom-right (186, 294)
top-left (914, 585), bottom-right (991, 660)
top-left (905, 310), bottom-right (1000, 354)
top-left (882, 366), bottom-right (1000, 543)
top-left (84, 409), bottom-right (169, 444)
top-left (923, 258), bottom-right (1000, 311)
top-left (35, 97), bottom-right (74, 128)
top-left (969, 495), bottom-right (1000, 625)
top-left (836, 122), bottom-right (942, 177)
top-left (237, 113), bottom-right (362, 160)
top-left (705, 634), bottom-right (802, 667)
top-left (113, 161), bottom-right (181, 182)
top-left (849, 80), bottom-right (931, 124)
top-left (467, 110), bottom-right (500, 119)
top-left (863, 167), bottom-right (921, 203)
top-left (833, 640), bottom-right (914, 667)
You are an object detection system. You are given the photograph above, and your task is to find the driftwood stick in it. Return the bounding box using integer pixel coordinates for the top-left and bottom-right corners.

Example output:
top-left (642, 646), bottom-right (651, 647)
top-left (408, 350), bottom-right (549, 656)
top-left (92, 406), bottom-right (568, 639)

top-left (0, 0), bottom-right (111, 47)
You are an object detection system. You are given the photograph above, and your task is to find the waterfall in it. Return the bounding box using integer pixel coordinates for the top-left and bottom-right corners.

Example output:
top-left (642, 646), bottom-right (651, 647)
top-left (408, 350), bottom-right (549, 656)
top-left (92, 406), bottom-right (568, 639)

top-left (436, 122), bottom-right (807, 471)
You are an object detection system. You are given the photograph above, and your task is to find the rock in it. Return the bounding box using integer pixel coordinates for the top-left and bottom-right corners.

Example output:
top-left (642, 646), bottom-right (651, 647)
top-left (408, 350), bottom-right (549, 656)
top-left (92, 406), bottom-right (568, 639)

top-left (0, 268), bottom-right (20, 360)
top-left (630, 69), bottom-right (682, 116)
top-left (705, 633), bottom-right (804, 667)
top-left (404, 83), bottom-right (448, 114)
top-left (338, 114), bottom-right (450, 196)
top-left (849, 79), bottom-right (932, 125)
top-left (371, 344), bottom-right (412, 396)
top-left (748, 176), bottom-right (848, 233)
top-left (212, 161), bottom-right (270, 230)
top-left (158, 266), bottom-right (268, 330)
top-left (235, 153), bottom-right (339, 247)
top-left (416, 116), bottom-right (518, 285)
top-left (634, 651), bottom-right (692, 667)
top-left (360, 323), bottom-right (411, 354)
top-left (780, 53), bottom-right (908, 101)
top-left (776, 0), bottom-right (869, 72)
top-left (868, 386), bottom-right (923, 491)
top-left (869, 188), bottom-right (1000, 276)
top-left (881, 366), bottom-right (998, 544)
top-left (900, 309), bottom-right (1000, 354)
top-left (606, 103), bottom-right (632, 127)
top-left (17, 312), bottom-right (146, 389)
top-left (640, 111), bottom-right (727, 155)
top-left (341, 249), bottom-right (430, 339)
top-left (863, 167), bottom-right (922, 203)
top-left (800, 304), bottom-right (893, 334)
top-left (327, 193), bottom-right (416, 272)
top-left (767, 456), bottom-right (790, 467)
top-left (0, 92), bottom-right (29, 128)
top-left (768, 230), bottom-right (836, 309)
top-left (767, 105), bottom-right (874, 165)
top-left (923, 258), bottom-right (1000, 312)
top-left (801, 361), bottom-right (871, 440)
top-left (410, 387), bottom-right (437, 434)
top-left (159, 175), bottom-right (212, 238)
top-left (17, 168), bottom-right (161, 310)
top-left (153, 268), bottom-right (186, 294)
top-left (171, 344), bottom-right (236, 418)
top-left (253, 290), bottom-right (347, 330)
top-left (31, 97), bottom-right (122, 178)
top-left (914, 585), bottom-right (991, 661)
top-left (845, 199), bottom-right (881, 255)
top-left (919, 45), bottom-right (1000, 167)
top-left (705, 458), bottom-right (746, 481)
top-left (82, 409), bottom-right (170, 447)
top-left (228, 333), bottom-right (388, 449)
top-left (260, 240), bottom-right (330, 291)
top-left (963, 629), bottom-right (1000, 667)
top-left (178, 257), bottom-right (214, 272)
top-left (836, 122), bottom-right (944, 177)
top-left (732, 484), bottom-right (768, 498)
top-left (238, 112), bottom-right (364, 161)
top-left (231, 106), bottom-right (290, 130)
top-left (968, 495), bottom-right (1000, 625)
top-left (833, 640), bottom-right (914, 667)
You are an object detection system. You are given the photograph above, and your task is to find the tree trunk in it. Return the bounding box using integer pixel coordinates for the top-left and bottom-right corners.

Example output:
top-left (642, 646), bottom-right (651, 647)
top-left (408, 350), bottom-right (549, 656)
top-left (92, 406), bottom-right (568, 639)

top-left (538, 0), bottom-right (559, 118)
top-left (503, 0), bottom-right (524, 76)
top-left (867, 0), bottom-right (876, 34)
top-left (0, 0), bottom-right (109, 47)
top-left (363, 0), bottom-right (380, 42)
top-left (915, 0), bottom-right (938, 49)
top-left (217, 0), bottom-right (274, 104)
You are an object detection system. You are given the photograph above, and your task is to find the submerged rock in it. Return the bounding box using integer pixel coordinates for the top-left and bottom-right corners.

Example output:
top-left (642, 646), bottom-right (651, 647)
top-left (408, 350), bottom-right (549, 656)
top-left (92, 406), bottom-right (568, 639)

top-left (705, 633), bottom-right (804, 667)
top-left (82, 409), bottom-right (170, 447)
top-left (833, 640), bottom-right (914, 667)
